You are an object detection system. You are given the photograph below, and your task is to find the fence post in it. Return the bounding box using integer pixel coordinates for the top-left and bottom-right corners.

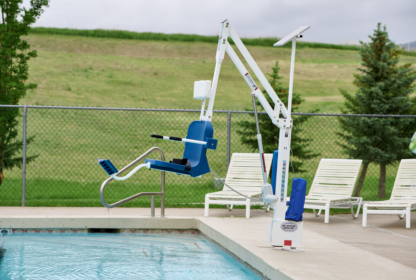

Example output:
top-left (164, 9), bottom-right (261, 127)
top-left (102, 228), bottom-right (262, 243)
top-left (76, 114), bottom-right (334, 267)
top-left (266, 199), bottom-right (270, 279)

top-left (22, 106), bottom-right (27, 207)
top-left (227, 111), bottom-right (231, 169)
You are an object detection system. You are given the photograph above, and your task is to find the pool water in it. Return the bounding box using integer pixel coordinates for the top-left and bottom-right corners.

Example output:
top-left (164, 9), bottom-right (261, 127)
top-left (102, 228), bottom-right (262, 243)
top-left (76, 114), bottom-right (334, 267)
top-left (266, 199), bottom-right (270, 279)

top-left (0, 232), bottom-right (262, 279)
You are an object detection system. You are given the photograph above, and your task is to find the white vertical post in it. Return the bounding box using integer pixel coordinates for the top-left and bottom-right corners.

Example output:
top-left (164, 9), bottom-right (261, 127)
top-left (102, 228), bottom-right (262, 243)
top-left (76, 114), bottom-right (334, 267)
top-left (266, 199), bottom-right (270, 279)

top-left (272, 127), bottom-right (292, 220)
top-left (406, 207), bottom-right (411, 228)
top-left (246, 198), bottom-right (251, 218)
top-left (204, 196), bottom-right (210, 217)
top-left (205, 61), bottom-right (222, 121)
top-left (205, 21), bottom-right (229, 121)
top-left (271, 37), bottom-right (297, 221)
top-left (362, 206), bottom-right (367, 227)
top-left (227, 111), bottom-right (231, 170)
top-left (199, 100), bottom-right (206, 120)
top-left (151, 195), bottom-right (155, 217)
top-left (287, 38), bottom-right (297, 119)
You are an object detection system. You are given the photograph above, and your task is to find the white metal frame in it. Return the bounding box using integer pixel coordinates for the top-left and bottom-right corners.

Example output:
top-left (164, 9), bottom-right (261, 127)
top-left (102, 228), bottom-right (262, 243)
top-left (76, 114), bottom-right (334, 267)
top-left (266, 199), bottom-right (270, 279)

top-left (363, 159), bottom-right (416, 229)
top-left (305, 197), bottom-right (363, 223)
top-left (200, 20), bottom-right (309, 248)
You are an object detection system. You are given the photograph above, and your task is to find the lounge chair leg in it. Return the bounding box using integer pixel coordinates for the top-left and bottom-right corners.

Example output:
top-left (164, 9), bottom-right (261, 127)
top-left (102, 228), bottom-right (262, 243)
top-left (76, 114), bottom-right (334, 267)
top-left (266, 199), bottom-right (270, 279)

top-left (350, 203), bottom-right (355, 219)
top-left (246, 199), bottom-right (250, 218)
top-left (313, 209), bottom-right (321, 217)
top-left (204, 196), bottom-right (209, 217)
top-left (398, 214), bottom-right (405, 220)
top-left (352, 198), bottom-right (362, 219)
top-left (362, 206), bottom-right (367, 227)
top-left (324, 203), bottom-right (330, 223)
top-left (406, 207), bottom-right (411, 229)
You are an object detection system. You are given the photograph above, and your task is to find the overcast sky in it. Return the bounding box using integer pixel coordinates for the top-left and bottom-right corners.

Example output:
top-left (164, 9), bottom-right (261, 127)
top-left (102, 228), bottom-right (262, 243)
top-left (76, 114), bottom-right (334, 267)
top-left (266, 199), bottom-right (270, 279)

top-left (24, 0), bottom-right (416, 45)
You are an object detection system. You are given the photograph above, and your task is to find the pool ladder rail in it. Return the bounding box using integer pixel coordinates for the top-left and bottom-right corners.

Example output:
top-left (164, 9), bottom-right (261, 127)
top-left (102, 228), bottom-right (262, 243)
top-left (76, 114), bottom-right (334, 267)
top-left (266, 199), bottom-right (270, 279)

top-left (99, 147), bottom-right (165, 218)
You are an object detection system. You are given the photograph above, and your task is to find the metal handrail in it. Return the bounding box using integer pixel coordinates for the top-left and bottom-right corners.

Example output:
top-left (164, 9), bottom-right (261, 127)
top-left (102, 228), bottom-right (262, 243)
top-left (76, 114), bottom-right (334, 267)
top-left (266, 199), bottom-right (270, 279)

top-left (100, 147), bottom-right (165, 217)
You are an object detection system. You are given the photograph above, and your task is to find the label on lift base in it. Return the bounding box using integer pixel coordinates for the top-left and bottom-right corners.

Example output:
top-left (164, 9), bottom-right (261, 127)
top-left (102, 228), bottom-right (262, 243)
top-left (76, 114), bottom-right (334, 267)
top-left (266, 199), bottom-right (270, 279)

top-left (271, 220), bottom-right (303, 248)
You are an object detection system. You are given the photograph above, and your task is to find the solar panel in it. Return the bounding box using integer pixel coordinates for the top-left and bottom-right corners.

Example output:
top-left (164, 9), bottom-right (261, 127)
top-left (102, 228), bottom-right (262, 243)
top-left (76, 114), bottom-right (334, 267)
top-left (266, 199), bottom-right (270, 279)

top-left (273, 26), bottom-right (310, 46)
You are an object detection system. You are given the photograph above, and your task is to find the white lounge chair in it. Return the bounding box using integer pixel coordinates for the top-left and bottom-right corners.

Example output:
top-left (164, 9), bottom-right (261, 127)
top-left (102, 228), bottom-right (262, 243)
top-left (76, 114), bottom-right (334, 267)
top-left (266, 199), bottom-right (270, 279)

top-left (204, 153), bottom-right (273, 218)
top-left (363, 159), bottom-right (416, 229)
top-left (303, 159), bottom-right (363, 223)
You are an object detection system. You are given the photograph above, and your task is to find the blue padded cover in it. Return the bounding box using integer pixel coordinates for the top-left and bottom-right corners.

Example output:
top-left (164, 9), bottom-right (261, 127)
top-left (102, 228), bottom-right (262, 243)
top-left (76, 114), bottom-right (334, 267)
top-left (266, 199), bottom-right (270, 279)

top-left (146, 121), bottom-right (214, 177)
top-left (271, 150), bottom-right (278, 195)
top-left (285, 178), bottom-right (307, 222)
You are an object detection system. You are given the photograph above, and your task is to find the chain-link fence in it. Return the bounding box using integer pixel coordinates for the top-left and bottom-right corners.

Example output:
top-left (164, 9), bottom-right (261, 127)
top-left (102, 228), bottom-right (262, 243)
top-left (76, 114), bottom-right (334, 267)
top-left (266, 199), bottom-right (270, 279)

top-left (0, 105), bottom-right (415, 208)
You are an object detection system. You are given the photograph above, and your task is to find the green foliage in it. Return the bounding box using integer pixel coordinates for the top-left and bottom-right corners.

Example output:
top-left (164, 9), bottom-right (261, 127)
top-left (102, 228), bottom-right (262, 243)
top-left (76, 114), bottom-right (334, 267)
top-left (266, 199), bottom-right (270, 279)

top-left (0, 0), bottom-right (48, 185)
top-left (236, 61), bottom-right (320, 173)
top-left (28, 26), bottom-right (414, 54)
top-left (337, 23), bottom-right (416, 198)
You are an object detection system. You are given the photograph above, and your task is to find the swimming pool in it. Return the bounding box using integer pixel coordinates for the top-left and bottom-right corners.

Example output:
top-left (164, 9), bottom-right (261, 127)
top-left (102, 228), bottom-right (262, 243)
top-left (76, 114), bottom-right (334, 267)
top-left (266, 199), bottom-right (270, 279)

top-left (0, 230), bottom-right (263, 279)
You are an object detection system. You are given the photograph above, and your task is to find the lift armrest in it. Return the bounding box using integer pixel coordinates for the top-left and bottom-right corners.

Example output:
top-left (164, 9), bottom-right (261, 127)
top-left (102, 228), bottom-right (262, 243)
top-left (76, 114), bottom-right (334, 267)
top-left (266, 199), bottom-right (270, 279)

top-left (205, 138), bottom-right (217, 150)
top-left (151, 134), bottom-right (217, 150)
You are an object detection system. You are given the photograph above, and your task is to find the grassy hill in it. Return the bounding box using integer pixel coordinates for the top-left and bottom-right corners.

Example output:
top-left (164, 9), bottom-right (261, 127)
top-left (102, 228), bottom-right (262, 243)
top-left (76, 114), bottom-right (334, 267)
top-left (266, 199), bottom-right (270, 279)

top-left (2, 32), bottom-right (414, 207)
top-left (22, 33), bottom-right (416, 113)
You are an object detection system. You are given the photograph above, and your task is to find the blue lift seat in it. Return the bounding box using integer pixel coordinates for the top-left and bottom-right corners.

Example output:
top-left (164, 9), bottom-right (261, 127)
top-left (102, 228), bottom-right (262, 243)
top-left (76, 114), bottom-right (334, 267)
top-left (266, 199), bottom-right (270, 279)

top-left (145, 121), bottom-right (216, 177)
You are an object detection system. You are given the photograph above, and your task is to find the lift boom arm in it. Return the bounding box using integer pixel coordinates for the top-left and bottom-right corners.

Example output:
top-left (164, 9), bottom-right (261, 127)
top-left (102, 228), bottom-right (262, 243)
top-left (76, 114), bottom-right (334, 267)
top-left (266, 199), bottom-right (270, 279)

top-left (202, 20), bottom-right (308, 128)
top-left (200, 20), bottom-right (309, 223)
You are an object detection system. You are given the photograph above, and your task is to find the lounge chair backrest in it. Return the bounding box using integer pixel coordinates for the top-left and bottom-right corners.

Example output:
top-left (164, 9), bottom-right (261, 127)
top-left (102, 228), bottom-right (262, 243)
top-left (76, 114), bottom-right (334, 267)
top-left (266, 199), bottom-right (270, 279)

top-left (223, 153), bottom-right (273, 191)
top-left (391, 159), bottom-right (416, 201)
top-left (308, 159), bottom-right (362, 198)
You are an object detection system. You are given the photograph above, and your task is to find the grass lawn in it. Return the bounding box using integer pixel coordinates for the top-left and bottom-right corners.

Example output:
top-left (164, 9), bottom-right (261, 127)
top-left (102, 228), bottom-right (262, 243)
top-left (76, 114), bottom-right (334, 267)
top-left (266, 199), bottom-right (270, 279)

top-left (21, 34), bottom-right (416, 113)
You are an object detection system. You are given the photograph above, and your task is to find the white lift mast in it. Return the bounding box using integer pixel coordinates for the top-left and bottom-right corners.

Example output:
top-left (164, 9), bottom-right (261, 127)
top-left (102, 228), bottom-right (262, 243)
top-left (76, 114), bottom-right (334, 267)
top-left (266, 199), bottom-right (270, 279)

top-left (200, 20), bottom-right (309, 249)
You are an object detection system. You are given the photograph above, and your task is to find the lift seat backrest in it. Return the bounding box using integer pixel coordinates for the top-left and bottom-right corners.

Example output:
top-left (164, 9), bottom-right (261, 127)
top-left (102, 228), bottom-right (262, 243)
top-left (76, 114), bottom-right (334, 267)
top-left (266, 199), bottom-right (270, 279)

top-left (183, 120), bottom-right (213, 177)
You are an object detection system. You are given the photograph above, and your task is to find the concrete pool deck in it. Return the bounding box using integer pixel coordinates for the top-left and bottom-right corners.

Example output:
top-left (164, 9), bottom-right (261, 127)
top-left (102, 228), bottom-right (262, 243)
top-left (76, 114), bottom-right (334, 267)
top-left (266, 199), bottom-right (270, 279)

top-left (0, 207), bottom-right (415, 280)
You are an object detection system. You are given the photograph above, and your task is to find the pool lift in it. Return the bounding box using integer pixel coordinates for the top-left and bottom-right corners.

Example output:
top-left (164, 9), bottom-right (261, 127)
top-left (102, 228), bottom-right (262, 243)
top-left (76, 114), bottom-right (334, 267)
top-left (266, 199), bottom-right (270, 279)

top-left (98, 20), bottom-right (309, 251)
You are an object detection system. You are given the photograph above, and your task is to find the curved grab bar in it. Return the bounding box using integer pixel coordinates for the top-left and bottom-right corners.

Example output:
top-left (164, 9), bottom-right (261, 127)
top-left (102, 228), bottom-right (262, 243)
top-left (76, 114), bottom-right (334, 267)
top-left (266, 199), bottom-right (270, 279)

top-left (111, 162), bottom-right (151, 181)
top-left (100, 147), bottom-right (165, 217)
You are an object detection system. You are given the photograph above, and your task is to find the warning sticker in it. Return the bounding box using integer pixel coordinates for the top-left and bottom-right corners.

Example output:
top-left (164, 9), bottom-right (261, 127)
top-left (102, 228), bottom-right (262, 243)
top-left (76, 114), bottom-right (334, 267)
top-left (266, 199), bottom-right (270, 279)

top-left (281, 222), bottom-right (298, 232)
top-left (244, 73), bottom-right (258, 90)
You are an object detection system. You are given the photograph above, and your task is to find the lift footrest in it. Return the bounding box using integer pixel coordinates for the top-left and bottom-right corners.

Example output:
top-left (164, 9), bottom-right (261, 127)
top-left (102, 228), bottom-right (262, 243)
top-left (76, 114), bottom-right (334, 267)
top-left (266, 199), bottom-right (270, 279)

top-left (98, 159), bottom-right (118, 175)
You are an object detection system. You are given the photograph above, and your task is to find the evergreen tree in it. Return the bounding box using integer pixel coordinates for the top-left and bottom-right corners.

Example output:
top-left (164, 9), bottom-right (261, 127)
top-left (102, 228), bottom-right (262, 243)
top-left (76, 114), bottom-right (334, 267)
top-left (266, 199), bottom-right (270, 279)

top-left (0, 0), bottom-right (49, 186)
top-left (337, 23), bottom-right (416, 198)
top-left (236, 61), bottom-right (320, 173)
